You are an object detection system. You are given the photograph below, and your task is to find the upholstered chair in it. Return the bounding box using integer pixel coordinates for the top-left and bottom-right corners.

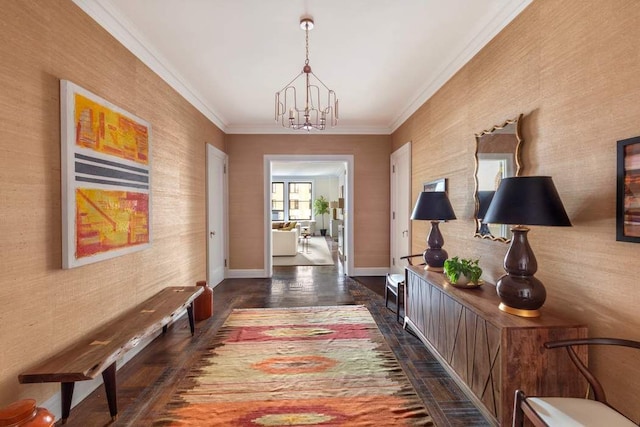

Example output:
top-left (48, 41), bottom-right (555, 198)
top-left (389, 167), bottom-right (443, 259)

top-left (513, 338), bottom-right (640, 427)
top-left (385, 254), bottom-right (424, 323)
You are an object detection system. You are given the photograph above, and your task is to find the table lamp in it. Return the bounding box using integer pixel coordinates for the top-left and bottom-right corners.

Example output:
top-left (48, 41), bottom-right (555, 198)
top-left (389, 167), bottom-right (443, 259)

top-left (329, 201), bottom-right (339, 219)
top-left (410, 191), bottom-right (457, 271)
top-left (483, 176), bottom-right (571, 317)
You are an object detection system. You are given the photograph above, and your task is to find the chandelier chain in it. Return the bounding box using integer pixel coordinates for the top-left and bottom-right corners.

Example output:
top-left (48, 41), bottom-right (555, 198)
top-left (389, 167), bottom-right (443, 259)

top-left (305, 25), bottom-right (309, 65)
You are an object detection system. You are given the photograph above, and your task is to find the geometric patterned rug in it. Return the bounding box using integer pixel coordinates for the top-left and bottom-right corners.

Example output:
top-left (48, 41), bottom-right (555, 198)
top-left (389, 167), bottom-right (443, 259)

top-left (155, 305), bottom-right (432, 425)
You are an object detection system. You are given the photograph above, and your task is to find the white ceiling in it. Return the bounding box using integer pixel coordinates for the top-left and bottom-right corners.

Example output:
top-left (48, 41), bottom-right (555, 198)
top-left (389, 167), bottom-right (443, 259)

top-left (74, 0), bottom-right (532, 135)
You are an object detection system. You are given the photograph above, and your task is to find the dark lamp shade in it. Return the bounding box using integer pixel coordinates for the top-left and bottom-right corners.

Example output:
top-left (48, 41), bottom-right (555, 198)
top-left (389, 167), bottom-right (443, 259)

top-left (483, 176), bottom-right (571, 226)
top-left (477, 191), bottom-right (495, 219)
top-left (410, 192), bottom-right (457, 221)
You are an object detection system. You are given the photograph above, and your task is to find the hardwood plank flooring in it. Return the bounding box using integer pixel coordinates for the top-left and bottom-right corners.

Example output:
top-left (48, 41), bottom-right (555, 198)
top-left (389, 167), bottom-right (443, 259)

top-left (60, 238), bottom-right (490, 426)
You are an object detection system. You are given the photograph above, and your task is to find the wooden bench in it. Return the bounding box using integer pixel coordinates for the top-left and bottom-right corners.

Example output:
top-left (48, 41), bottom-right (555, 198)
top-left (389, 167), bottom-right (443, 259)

top-left (18, 286), bottom-right (203, 423)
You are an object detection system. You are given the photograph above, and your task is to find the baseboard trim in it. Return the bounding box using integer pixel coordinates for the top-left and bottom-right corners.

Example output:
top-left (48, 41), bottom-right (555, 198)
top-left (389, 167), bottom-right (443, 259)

top-left (350, 267), bottom-right (390, 276)
top-left (226, 268), bottom-right (388, 278)
top-left (226, 269), bottom-right (268, 278)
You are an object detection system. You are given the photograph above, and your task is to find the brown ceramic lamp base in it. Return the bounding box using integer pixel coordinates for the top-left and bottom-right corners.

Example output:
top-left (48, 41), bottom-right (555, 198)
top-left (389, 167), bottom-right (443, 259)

top-left (423, 221), bottom-right (448, 272)
top-left (495, 273), bottom-right (546, 315)
top-left (496, 227), bottom-right (546, 318)
top-left (423, 248), bottom-right (447, 272)
top-left (498, 303), bottom-right (541, 318)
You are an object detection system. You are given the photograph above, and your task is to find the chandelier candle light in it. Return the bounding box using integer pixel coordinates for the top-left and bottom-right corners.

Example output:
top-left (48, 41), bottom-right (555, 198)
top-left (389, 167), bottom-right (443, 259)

top-left (275, 17), bottom-right (338, 131)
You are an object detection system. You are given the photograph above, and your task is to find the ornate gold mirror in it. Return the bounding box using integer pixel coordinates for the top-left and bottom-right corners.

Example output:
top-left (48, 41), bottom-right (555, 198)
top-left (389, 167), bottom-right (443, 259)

top-left (474, 114), bottom-right (523, 242)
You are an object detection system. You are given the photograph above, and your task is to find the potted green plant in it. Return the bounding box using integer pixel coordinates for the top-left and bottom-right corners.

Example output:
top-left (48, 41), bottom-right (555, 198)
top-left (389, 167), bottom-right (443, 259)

top-left (443, 257), bottom-right (482, 286)
top-left (313, 195), bottom-right (330, 236)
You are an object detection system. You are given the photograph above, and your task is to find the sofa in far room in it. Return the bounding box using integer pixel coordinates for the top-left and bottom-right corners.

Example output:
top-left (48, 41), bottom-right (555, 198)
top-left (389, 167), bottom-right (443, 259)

top-left (272, 228), bottom-right (299, 256)
top-left (272, 220), bottom-right (314, 235)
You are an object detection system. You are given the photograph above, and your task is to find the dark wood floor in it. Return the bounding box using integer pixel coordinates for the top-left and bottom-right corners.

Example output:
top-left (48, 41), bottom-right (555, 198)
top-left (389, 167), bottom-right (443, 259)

top-left (61, 238), bottom-right (490, 426)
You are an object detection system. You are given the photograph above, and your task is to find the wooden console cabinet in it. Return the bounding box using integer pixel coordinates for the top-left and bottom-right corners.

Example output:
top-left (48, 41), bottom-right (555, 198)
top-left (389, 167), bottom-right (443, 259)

top-left (404, 266), bottom-right (588, 426)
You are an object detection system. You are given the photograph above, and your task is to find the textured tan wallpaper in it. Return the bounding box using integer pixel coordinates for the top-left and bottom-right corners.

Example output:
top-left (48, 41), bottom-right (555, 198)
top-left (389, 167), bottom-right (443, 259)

top-left (0, 0), bottom-right (224, 406)
top-left (392, 0), bottom-right (640, 420)
top-left (225, 134), bottom-right (391, 270)
top-left (3, 0), bottom-right (640, 422)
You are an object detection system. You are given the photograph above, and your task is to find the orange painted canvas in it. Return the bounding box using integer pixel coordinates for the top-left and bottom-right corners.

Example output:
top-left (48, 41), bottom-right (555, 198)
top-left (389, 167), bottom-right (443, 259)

top-left (61, 80), bottom-right (152, 269)
top-left (74, 93), bottom-right (149, 165)
top-left (75, 189), bottom-right (149, 258)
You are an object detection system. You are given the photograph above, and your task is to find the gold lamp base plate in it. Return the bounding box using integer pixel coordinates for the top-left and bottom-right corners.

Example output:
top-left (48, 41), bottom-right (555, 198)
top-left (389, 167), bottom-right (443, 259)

top-left (425, 265), bottom-right (444, 272)
top-left (499, 303), bottom-right (540, 318)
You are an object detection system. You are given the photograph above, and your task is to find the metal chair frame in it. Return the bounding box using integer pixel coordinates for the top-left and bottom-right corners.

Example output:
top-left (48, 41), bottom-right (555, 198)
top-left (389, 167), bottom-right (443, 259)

top-left (385, 254), bottom-right (423, 323)
top-left (513, 337), bottom-right (640, 427)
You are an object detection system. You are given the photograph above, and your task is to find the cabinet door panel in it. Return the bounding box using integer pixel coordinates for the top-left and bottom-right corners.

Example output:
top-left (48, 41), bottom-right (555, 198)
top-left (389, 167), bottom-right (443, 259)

top-left (441, 292), bottom-right (459, 362)
top-left (448, 301), bottom-right (468, 380)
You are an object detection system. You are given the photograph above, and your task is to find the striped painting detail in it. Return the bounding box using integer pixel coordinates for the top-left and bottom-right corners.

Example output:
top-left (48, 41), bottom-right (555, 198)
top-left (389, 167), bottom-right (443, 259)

top-left (75, 153), bottom-right (149, 190)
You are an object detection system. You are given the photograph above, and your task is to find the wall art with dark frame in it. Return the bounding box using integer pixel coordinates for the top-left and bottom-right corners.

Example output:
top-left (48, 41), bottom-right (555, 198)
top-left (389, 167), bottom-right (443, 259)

top-left (617, 136), bottom-right (640, 243)
top-left (423, 178), bottom-right (446, 192)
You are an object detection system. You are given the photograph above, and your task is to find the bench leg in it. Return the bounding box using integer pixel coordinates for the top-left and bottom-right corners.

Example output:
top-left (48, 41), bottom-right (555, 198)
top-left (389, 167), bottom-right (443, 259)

top-left (61, 382), bottom-right (75, 424)
top-left (102, 362), bottom-right (118, 421)
top-left (187, 303), bottom-right (195, 336)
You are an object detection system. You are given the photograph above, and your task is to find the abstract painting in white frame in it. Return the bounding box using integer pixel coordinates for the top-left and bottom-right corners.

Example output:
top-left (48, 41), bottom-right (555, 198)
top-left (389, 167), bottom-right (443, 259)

top-left (61, 80), bottom-right (152, 269)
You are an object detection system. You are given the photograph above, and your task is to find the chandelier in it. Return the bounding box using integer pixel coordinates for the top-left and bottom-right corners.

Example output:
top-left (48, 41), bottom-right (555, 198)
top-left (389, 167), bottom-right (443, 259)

top-left (275, 17), bottom-right (338, 131)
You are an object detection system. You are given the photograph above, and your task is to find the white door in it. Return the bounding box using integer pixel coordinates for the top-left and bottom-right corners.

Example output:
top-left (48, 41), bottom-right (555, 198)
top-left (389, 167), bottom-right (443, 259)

top-left (390, 142), bottom-right (411, 274)
top-left (207, 144), bottom-right (227, 288)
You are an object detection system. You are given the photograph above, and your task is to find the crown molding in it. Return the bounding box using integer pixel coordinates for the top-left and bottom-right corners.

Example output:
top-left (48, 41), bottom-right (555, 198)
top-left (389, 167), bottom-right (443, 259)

top-left (71, 0), bottom-right (228, 132)
top-left (389, 0), bottom-right (534, 132)
top-left (73, 0), bottom-right (532, 137)
top-left (72, 0), bottom-right (389, 136)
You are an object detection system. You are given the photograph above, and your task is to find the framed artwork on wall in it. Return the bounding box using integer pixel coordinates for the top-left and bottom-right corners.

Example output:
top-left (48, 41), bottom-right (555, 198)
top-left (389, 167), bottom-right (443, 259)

top-left (617, 136), bottom-right (640, 243)
top-left (423, 178), bottom-right (446, 192)
top-left (61, 80), bottom-right (152, 268)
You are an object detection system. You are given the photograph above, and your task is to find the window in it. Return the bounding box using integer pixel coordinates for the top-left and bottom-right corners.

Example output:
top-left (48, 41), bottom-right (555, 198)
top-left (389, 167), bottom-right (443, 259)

top-left (288, 182), bottom-right (312, 220)
top-left (271, 180), bottom-right (313, 221)
top-left (271, 182), bottom-right (284, 220)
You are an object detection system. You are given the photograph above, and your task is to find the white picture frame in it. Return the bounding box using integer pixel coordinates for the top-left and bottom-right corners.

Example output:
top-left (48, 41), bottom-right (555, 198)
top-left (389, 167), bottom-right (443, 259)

top-left (61, 80), bottom-right (152, 269)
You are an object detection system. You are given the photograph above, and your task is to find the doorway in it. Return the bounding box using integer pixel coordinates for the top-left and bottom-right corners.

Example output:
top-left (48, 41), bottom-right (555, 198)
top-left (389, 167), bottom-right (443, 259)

top-left (264, 155), bottom-right (354, 277)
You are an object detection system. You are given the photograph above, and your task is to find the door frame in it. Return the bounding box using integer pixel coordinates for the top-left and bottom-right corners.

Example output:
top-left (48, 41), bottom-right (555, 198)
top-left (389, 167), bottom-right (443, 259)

top-left (206, 143), bottom-right (228, 287)
top-left (263, 154), bottom-right (354, 277)
top-left (390, 142), bottom-right (412, 274)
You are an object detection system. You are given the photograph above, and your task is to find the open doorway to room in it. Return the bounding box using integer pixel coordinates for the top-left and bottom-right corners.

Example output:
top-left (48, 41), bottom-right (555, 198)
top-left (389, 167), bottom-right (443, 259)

top-left (264, 155), bottom-right (354, 277)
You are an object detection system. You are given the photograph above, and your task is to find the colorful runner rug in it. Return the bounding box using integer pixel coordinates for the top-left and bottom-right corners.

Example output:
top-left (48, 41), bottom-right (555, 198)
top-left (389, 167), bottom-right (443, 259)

top-left (158, 305), bottom-right (432, 426)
